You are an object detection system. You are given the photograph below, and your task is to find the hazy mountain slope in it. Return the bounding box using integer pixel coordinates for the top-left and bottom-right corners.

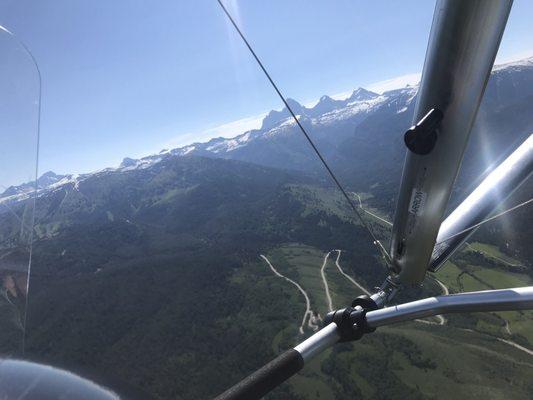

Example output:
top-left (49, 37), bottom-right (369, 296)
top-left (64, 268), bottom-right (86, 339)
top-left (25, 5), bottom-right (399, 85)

top-left (0, 155), bottom-right (385, 399)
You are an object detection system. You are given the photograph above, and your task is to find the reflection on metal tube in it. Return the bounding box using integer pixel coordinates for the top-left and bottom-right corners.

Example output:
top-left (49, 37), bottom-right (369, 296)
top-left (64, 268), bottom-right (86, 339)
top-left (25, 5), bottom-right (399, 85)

top-left (430, 134), bottom-right (533, 271)
top-left (366, 286), bottom-right (533, 328)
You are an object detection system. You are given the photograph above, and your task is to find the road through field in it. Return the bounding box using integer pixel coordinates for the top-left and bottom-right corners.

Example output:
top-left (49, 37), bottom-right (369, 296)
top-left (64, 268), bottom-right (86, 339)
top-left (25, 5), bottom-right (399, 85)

top-left (351, 192), bottom-right (393, 227)
top-left (333, 250), bottom-right (371, 296)
top-left (260, 254), bottom-right (318, 333)
top-left (320, 252), bottom-right (333, 313)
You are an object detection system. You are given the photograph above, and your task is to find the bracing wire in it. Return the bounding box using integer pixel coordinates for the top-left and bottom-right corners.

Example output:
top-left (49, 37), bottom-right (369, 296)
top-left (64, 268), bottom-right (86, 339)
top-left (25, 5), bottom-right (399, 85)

top-left (216, 0), bottom-right (385, 253)
top-left (436, 197), bottom-right (533, 245)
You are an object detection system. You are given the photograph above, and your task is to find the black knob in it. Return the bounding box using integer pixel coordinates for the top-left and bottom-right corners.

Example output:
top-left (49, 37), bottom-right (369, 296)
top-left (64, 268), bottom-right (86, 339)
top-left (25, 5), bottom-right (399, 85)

top-left (404, 108), bottom-right (443, 155)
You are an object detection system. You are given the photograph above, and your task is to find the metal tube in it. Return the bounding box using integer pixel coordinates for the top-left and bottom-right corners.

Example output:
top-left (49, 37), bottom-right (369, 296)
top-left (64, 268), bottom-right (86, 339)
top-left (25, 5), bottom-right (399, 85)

top-left (430, 134), bottom-right (533, 271)
top-left (293, 322), bottom-right (339, 362)
top-left (366, 286), bottom-right (533, 327)
top-left (293, 285), bottom-right (533, 361)
top-left (291, 280), bottom-right (399, 363)
top-left (390, 0), bottom-right (513, 285)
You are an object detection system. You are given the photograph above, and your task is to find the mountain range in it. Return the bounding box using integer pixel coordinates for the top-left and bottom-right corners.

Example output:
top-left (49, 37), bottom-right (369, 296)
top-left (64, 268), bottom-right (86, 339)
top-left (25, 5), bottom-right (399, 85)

top-left (4, 57), bottom-right (533, 207)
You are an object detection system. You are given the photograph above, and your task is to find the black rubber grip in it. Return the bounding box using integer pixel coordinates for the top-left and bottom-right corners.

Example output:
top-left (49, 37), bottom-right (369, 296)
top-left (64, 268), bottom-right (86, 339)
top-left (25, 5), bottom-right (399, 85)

top-left (214, 349), bottom-right (304, 400)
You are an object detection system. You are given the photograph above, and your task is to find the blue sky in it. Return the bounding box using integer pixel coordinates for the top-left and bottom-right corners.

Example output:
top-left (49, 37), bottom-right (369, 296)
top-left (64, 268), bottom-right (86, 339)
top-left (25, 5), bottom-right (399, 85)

top-left (0, 0), bottom-right (532, 183)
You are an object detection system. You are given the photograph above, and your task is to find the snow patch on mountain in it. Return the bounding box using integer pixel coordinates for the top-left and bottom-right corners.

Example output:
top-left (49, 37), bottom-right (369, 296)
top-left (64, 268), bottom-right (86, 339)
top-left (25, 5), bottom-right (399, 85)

top-left (180, 145), bottom-right (196, 155)
top-left (48, 175), bottom-right (79, 190)
top-left (0, 172), bottom-right (85, 206)
top-left (206, 131), bottom-right (254, 153)
top-left (492, 56), bottom-right (533, 72)
top-left (318, 95), bottom-right (388, 125)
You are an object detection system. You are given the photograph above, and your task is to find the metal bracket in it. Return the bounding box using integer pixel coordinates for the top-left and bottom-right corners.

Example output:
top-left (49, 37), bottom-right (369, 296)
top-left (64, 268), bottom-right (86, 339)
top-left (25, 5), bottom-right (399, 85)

top-left (323, 295), bottom-right (378, 342)
top-left (404, 108), bottom-right (443, 155)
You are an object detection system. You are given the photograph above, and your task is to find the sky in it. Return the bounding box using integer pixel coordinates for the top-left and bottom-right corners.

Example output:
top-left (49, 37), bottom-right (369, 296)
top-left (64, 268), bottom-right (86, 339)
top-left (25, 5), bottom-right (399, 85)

top-left (0, 0), bottom-right (532, 184)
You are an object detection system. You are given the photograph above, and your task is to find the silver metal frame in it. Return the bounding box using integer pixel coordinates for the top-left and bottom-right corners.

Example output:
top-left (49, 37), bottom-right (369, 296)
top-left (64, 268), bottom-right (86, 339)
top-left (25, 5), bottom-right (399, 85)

top-left (390, 0), bottom-right (513, 285)
top-left (294, 286), bottom-right (533, 362)
top-left (294, 323), bottom-right (339, 361)
top-left (430, 134), bottom-right (533, 271)
top-left (366, 286), bottom-right (533, 327)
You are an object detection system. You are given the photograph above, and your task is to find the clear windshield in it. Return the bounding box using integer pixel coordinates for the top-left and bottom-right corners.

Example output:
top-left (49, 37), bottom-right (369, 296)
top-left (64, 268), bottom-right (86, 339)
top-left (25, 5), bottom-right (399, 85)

top-left (0, 26), bottom-right (40, 356)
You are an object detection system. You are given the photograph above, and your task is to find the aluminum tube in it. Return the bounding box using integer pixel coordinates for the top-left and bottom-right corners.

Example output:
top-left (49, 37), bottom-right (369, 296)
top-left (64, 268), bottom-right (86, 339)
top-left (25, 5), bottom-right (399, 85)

top-left (366, 286), bottom-right (533, 327)
top-left (390, 0), bottom-right (513, 284)
top-left (430, 134), bottom-right (533, 271)
top-left (293, 323), bottom-right (340, 362)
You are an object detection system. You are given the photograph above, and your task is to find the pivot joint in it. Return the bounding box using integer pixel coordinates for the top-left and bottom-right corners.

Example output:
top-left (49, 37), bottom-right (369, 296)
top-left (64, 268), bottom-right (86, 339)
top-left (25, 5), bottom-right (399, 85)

top-left (323, 295), bottom-right (379, 342)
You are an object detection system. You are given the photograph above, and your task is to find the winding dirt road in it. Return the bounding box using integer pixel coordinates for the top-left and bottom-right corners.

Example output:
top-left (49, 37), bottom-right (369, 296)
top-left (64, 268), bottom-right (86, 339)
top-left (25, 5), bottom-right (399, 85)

top-left (504, 320), bottom-right (512, 335)
top-left (433, 277), bottom-right (449, 295)
top-left (430, 276), bottom-right (449, 325)
top-left (351, 192), bottom-right (393, 226)
top-left (320, 252), bottom-right (333, 313)
top-left (333, 250), bottom-right (371, 296)
top-left (497, 338), bottom-right (533, 356)
top-left (260, 255), bottom-right (318, 333)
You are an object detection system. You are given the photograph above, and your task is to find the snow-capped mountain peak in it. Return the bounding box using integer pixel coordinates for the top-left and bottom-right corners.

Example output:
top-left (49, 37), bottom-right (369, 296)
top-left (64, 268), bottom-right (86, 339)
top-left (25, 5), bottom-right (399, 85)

top-left (347, 87), bottom-right (379, 102)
